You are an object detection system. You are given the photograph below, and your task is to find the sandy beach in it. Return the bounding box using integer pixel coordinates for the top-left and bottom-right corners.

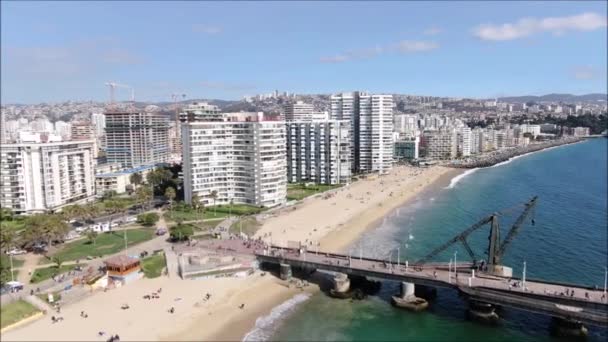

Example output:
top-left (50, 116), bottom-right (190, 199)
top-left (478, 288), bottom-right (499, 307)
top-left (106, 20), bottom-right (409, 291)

top-left (2, 165), bottom-right (459, 342)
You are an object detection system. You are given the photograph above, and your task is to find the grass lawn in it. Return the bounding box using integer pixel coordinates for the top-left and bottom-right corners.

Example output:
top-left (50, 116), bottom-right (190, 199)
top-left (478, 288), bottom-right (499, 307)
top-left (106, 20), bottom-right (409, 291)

top-left (30, 264), bottom-right (85, 284)
top-left (286, 183), bottom-right (342, 201)
top-left (141, 253), bottom-right (166, 278)
top-left (229, 217), bottom-right (261, 237)
top-left (47, 229), bottom-right (155, 262)
top-left (1, 255), bottom-right (25, 269)
top-left (212, 204), bottom-right (264, 215)
top-left (164, 209), bottom-right (229, 222)
top-left (0, 300), bottom-right (41, 329)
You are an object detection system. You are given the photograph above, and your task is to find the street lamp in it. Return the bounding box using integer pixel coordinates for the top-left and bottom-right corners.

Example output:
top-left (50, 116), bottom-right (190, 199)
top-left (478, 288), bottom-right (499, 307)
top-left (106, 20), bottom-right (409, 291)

top-left (454, 250), bottom-right (458, 278)
top-left (603, 267), bottom-right (606, 295)
top-left (448, 258), bottom-right (452, 283)
top-left (522, 261), bottom-right (527, 290)
top-left (397, 246), bottom-right (400, 267)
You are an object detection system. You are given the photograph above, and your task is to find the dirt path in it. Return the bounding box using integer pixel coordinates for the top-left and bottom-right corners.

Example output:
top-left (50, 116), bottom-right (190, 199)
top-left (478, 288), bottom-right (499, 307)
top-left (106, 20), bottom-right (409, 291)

top-left (16, 254), bottom-right (41, 284)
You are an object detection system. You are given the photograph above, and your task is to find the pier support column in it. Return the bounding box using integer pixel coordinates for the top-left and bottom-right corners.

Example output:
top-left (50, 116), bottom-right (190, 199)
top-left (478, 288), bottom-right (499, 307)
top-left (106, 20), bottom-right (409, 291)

top-left (466, 300), bottom-right (500, 324)
top-left (333, 273), bottom-right (351, 293)
top-left (279, 263), bottom-right (292, 280)
top-left (550, 317), bottom-right (588, 339)
top-left (391, 282), bottom-right (429, 311)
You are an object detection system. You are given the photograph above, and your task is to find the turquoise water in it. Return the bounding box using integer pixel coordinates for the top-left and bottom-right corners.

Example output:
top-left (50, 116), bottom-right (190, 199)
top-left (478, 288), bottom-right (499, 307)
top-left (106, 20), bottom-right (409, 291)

top-left (268, 138), bottom-right (608, 341)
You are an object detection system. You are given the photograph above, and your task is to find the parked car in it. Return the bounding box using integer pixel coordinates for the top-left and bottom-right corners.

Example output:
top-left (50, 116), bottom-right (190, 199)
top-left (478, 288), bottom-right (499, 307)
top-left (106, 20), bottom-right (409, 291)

top-left (155, 228), bottom-right (167, 236)
top-left (3, 281), bottom-right (24, 293)
top-left (5, 248), bottom-right (27, 255)
top-left (124, 216), bottom-right (137, 223)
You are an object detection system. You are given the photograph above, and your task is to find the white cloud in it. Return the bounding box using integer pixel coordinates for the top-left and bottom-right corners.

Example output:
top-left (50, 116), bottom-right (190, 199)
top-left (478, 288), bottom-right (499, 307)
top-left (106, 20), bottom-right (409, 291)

top-left (319, 40), bottom-right (439, 63)
top-left (392, 40), bottom-right (439, 53)
top-left (423, 27), bottom-right (442, 35)
top-left (319, 55), bottom-right (351, 63)
top-left (473, 12), bottom-right (607, 41)
top-left (571, 66), bottom-right (606, 80)
top-left (192, 24), bottom-right (222, 34)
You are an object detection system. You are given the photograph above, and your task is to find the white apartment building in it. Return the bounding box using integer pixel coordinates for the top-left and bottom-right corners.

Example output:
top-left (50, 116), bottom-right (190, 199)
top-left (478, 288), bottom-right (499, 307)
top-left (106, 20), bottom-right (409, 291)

top-left (394, 114), bottom-right (418, 139)
top-left (471, 128), bottom-right (482, 154)
top-left (180, 102), bottom-right (222, 122)
top-left (516, 124), bottom-right (541, 138)
top-left (182, 117), bottom-right (286, 208)
top-left (105, 111), bottom-right (170, 168)
top-left (286, 120), bottom-right (351, 185)
top-left (54, 121), bottom-right (72, 140)
top-left (330, 92), bottom-right (393, 174)
top-left (284, 101), bottom-right (314, 121)
top-left (457, 127), bottom-right (472, 157)
top-left (0, 140), bottom-right (96, 214)
top-left (421, 129), bottom-right (457, 160)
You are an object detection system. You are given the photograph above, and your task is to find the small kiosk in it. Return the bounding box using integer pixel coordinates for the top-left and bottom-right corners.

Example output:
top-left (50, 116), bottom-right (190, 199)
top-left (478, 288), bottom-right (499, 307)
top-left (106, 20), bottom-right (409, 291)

top-left (104, 255), bottom-right (142, 286)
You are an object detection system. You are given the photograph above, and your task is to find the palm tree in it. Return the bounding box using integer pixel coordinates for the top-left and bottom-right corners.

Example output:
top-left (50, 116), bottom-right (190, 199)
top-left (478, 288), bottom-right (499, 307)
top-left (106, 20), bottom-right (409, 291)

top-left (130, 172), bottom-right (143, 187)
top-left (51, 256), bottom-right (64, 275)
top-left (135, 186), bottom-right (152, 211)
top-left (210, 190), bottom-right (218, 217)
top-left (103, 200), bottom-right (128, 229)
top-left (229, 199), bottom-right (234, 217)
top-left (0, 228), bottom-right (16, 252)
top-left (85, 230), bottom-right (98, 246)
top-left (0, 207), bottom-right (14, 221)
top-left (23, 214), bottom-right (70, 249)
top-left (61, 204), bottom-right (85, 223)
top-left (191, 194), bottom-right (205, 221)
top-left (164, 187), bottom-right (176, 209)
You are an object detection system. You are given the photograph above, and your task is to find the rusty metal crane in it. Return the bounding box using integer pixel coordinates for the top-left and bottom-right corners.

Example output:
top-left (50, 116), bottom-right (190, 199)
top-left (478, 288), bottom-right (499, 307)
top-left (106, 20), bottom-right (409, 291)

top-left (416, 196), bottom-right (538, 276)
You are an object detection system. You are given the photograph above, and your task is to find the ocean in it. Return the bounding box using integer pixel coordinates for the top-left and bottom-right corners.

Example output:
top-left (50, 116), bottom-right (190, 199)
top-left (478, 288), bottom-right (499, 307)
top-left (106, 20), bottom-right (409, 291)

top-left (249, 138), bottom-right (608, 342)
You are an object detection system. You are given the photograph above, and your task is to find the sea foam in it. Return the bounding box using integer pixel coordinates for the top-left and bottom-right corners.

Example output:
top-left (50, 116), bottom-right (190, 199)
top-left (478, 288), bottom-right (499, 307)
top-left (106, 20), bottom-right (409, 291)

top-left (446, 168), bottom-right (479, 189)
top-left (242, 293), bottom-right (311, 342)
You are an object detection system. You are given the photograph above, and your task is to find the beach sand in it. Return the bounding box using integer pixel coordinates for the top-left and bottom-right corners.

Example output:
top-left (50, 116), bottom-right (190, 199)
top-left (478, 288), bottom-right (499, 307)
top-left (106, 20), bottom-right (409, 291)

top-left (2, 165), bottom-right (459, 341)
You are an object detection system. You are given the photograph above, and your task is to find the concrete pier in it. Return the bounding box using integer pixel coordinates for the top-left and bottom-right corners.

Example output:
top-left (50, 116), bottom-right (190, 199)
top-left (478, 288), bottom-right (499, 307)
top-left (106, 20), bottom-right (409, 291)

top-left (550, 317), bottom-right (588, 339)
top-left (467, 300), bottom-right (500, 324)
top-left (280, 263), bottom-right (292, 280)
top-left (391, 282), bottom-right (429, 311)
top-left (333, 273), bottom-right (351, 293)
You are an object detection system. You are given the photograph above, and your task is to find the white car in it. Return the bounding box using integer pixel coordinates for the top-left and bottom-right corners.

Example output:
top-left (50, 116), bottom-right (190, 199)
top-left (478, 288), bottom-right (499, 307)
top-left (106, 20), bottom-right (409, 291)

top-left (6, 248), bottom-right (27, 255)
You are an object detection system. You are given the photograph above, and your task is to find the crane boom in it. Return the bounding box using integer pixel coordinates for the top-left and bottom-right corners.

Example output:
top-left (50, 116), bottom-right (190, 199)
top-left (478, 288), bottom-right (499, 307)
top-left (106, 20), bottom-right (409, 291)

top-left (494, 196), bottom-right (538, 264)
top-left (416, 215), bottom-right (494, 264)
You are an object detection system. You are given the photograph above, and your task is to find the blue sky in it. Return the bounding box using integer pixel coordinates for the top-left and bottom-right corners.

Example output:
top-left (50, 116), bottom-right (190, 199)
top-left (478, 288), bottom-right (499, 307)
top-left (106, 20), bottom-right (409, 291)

top-left (2, 1), bottom-right (607, 104)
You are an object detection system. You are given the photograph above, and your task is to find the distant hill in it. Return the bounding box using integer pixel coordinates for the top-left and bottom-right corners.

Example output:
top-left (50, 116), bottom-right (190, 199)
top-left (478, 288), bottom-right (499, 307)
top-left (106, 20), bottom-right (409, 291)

top-left (498, 93), bottom-right (607, 103)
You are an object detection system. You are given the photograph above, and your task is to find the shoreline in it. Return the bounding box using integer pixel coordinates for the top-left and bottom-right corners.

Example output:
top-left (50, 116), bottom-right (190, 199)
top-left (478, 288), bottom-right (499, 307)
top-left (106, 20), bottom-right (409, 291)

top-left (449, 137), bottom-right (583, 169)
top-left (206, 165), bottom-right (462, 341)
top-left (1, 165), bottom-right (463, 342)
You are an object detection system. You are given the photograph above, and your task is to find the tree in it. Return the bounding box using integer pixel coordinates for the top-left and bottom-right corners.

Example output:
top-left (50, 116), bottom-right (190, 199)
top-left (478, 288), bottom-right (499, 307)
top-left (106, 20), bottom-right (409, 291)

top-left (0, 228), bottom-right (16, 252)
top-left (191, 194), bottom-right (205, 221)
top-left (22, 214), bottom-right (70, 249)
top-left (61, 204), bottom-right (86, 222)
top-left (137, 212), bottom-right (160, 226)
top-left (164, 187), bottom-right (176, 207)
top-left (0, 207), bottom-right (14, 221)
top-left (210, 190), bottom-right (218, 217)
top-left (135, 186), bottom-right (153, 211)
top-left (85, 230), bottom-right (99, 246)
top-left (51, 256), bottom-right (64, 274)
top-left (130, 172), bottom-right (143, 187)
top-left (103, 200), bottom-right (128, 229)
top-left (102, 190), bottom-right (117, 201)
top-left (169, 224), bottom-right (193, 242)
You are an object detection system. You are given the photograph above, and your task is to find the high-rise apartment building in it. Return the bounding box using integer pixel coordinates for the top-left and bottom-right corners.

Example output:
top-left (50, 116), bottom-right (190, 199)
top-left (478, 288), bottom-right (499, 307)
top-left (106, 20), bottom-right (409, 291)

top-left (182, 115), bottom-right (286, 208)
top-left (394, 114), bottom-right (418, 139)
top-left (104, 112), bottom-right (170, 168)
top-left (179, 102), bottom-right (222, 122)
top-left (0, 140), bottom-right (96, 214)
top-left (54, 121), bottom-right (72, 140)
top-left (457, 127), bottom-right (472, 157)
top-left (71, 121), bottom-right (95, 140)
top-left (421, 129), bottom-right (457, 160)
top-left (284, 101), bottom-right (314, 121)
top-left (330, 92), bottom-right (393, 174)
top-left (286, 120), bottom-right (351, 185)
